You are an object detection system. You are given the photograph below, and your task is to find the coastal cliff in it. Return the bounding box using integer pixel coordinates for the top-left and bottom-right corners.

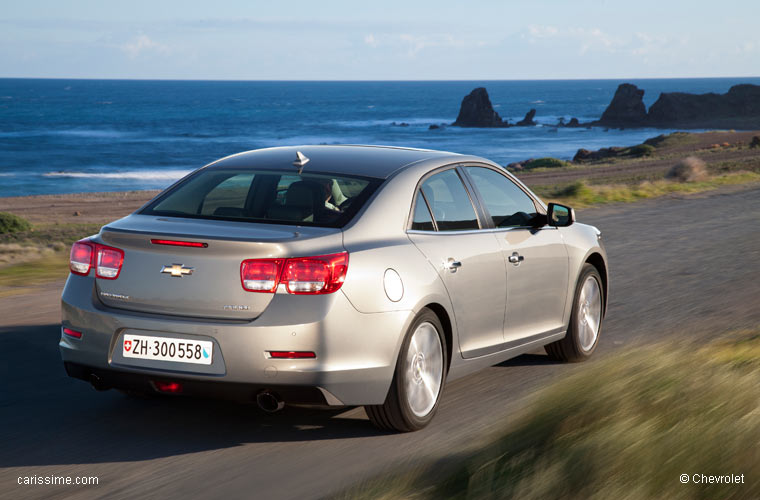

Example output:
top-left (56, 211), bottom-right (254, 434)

top-left (597, 83), bottom-right (760, 129)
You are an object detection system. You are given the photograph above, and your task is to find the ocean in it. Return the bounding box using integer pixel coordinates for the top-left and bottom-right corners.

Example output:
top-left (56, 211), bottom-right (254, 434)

top-left (2, 78), bottom-right (759, 197)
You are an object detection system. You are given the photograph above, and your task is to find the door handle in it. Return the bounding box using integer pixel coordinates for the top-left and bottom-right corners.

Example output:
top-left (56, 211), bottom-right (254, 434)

top-left (508, 252), bottom-right (524, 265)
top-left (444, 258), bottom-right (462, 273)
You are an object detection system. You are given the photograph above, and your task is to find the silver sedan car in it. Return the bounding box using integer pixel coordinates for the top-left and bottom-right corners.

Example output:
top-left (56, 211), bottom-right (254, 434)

top-left (60, 145), bottom-right (608, 432)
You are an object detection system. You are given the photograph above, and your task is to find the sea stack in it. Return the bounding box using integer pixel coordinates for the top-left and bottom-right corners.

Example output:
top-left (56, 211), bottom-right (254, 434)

top-left (597, 83), bottom-right (647, 127)
top-left (516, 109), bottom-right (537, 126)
top-left (452, 87), bottom-right (508, 127)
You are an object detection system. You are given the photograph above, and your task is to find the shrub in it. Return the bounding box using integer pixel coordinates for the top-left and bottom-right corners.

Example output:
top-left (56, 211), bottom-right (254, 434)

top-left (522, 157), bottom-right (570, 170)
top-left (666, 156), bottom-right (708, 182)
top-left (0, 212), bottom-right (32, 234)
top-left (627, 144), bottom-right (656, 157)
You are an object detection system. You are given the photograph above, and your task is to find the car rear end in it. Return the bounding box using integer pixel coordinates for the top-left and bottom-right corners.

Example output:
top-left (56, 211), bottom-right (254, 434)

top-left (59, 154), bottom-right (412, 406)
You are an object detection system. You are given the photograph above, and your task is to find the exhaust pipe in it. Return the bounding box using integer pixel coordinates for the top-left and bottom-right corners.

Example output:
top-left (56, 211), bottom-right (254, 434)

top-left (256, 391), bottom-right (284, 413)
top-left (89, 373), bottom-right (110, 391)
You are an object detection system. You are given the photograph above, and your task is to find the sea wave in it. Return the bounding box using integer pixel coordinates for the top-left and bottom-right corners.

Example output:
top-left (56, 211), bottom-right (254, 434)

top-left (0, 128), bottom-right (136, 139)
top-left (43, 169), bottom-right (192, 181)
top-left (333, 117), bottom-right (451, 128)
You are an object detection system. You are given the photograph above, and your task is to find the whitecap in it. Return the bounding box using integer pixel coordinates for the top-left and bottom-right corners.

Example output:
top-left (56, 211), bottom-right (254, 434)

top-left (43, 169), bottom-right (192, 181)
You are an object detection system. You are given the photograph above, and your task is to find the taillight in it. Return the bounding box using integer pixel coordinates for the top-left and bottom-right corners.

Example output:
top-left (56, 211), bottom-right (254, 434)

top-left (282, 253), bottom-right (348, 294)
top-left (240, 252), bottom-right (348, 295)
top-left (69, 238), bottom-right (124, 279)
top-left (95, 245), bottom-right (124, 279)
top-left (241, 259), bottom-right (284, 293)
top-left (70, 240), bottom-right (94, 276)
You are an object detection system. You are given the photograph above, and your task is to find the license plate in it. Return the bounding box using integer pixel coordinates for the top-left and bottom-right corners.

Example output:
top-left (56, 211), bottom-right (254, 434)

top-left (122, 334), bottom-right (213, 365)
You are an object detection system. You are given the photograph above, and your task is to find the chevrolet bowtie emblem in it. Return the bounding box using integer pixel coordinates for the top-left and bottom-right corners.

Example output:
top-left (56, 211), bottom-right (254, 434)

top-left (160, 264), bottom-right (194, 278)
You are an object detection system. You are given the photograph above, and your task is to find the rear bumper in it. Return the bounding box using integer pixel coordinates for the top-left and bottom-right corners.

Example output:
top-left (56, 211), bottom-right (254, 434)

top-left (63, 361), bottom-right (330, 404)
top-left (60, 274), bottom-right (413, 405)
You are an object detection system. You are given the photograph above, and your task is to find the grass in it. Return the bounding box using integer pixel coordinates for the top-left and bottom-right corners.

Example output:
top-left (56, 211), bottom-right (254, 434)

top-left (0, 222), bottom-right (101, 293)
top-left (642, 131), bottom-right (697, 149)
top-left (0, 252), bottom-right (70, 288)
top-left (533, 171), bottom-right (760, 208)
top-left (336, 331), bottom-right (760, 500)
top-left (522, 158), bottom-right (572, 170)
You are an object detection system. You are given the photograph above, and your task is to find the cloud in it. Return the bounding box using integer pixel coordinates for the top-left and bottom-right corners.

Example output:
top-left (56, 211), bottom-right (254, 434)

top-left (360, 33), bottom-right (486, 57)
top-left (525, 25), bottom-right (620, 54)
top-left (121, 34), bottom-right (170, 58)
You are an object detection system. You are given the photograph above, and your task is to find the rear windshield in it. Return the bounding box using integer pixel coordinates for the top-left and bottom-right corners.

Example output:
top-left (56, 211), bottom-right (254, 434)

top-left (141, 168), bottom-right (381, 228)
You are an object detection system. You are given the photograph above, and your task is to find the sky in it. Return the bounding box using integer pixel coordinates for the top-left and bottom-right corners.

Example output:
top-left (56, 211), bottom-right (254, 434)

top-left (1, 0), bottom-right (759, 80)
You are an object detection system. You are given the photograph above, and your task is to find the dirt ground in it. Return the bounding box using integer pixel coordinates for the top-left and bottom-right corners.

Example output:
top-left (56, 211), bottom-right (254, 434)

top-left (519, 130), bottom-right (760, 185)
top-left (0, 190), bottom-right (159, 226)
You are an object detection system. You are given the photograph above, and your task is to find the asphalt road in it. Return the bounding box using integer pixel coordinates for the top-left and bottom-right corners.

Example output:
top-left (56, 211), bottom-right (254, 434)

top-left (2, 184), bottom-right (759, 500)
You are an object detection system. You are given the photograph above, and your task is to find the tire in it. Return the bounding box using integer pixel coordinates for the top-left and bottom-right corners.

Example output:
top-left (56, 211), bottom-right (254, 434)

top-left (545, 263), bottom-right (604, 362)
top-left (365, 308), bottom-right (447, 432)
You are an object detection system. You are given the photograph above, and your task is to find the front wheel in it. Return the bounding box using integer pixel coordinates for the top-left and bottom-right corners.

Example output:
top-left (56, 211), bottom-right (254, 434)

top-left (545, 263), bottom-right (604, 362)
top-left (365, 309), bottom-right (447, 432)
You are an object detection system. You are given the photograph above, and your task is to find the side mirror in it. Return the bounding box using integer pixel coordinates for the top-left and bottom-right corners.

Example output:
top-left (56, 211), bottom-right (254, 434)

top-left (547, 203), bottom-right (575, 227)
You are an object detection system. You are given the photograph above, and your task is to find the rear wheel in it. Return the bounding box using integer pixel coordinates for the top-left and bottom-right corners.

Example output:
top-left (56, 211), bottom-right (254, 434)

top-left (545, 263), bottom-right (604, 362)
top-left (365, 309), bottom-right (447, 432)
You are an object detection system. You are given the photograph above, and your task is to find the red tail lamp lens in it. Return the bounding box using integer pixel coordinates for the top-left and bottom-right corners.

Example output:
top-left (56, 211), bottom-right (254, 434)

top-left (241, 259), bottom-right (284, 292)
top-left (70, 240), bottom-right (94, 275)
top-left (96, 246), bottom-right (124, 279)
top-left (281, 259), bottom-right (329, 294)
top-left (154, 381), bottom-right (183, 393)
top-left (62, 327), bottom-right (82, 339)
top-left (268, 351), bottom-right (317, 359)
top-left (240, 252), bottom-right (348, 295)
top-left (69, 239), bottom-right (125, 279)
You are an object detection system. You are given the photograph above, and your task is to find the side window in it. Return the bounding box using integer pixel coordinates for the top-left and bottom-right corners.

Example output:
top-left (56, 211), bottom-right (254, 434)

top-left (199, 173), bottom-right (255, 216)
top-left (411, 191), bottom-right (435, 231)
top-left (420, 169), bottom-right (479, 231)
top-left (465, 167), bottom-right (538, 227)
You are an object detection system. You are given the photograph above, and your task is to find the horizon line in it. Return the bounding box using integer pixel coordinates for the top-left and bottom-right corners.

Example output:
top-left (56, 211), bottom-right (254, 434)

top-left (1, 76), bottom-right (760, 83)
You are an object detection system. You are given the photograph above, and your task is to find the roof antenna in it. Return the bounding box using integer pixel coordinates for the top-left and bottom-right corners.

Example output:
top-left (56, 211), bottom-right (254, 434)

top-left (293, 151), bottom-right (310, 174)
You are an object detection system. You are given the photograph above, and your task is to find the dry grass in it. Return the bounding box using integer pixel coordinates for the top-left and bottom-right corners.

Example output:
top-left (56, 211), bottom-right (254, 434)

top-left (336, 332), bottom-right (760, 500)
top-left (534, 171), bottom-right (760, 208)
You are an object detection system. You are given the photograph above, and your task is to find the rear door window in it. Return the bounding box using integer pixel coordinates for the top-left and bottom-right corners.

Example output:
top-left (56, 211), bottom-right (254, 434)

top-left (419, 169), bottom-right (480, 231)
top-left (411, 191), bottom-right (435, 231)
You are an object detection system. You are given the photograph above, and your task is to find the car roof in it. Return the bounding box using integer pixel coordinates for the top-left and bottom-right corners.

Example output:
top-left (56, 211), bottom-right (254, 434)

top-left (205, 145), bottom-right (463, 179)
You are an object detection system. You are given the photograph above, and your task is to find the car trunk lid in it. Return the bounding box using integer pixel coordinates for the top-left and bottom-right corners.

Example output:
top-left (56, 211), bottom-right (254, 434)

top-left (94, 214), bottom-right (344, 320)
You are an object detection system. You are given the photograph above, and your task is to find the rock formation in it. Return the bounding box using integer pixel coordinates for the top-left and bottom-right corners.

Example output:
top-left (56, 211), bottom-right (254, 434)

top-left (595, 83), bottom-right (760, 129)
top-left (597, 84), bottom-right (647, 127)
top-left (516, 109), bottom-right (537, 126)
top-left (647, 84), bottom-right (760, 128)
top-left (452, 88), bottom-right (508, 127)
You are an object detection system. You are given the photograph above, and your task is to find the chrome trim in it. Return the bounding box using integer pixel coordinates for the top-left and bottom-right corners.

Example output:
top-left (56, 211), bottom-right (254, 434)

top-left (407, 225), bottom-right (557, 236)
top-left (160, 264), bottom-right (195, 278)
